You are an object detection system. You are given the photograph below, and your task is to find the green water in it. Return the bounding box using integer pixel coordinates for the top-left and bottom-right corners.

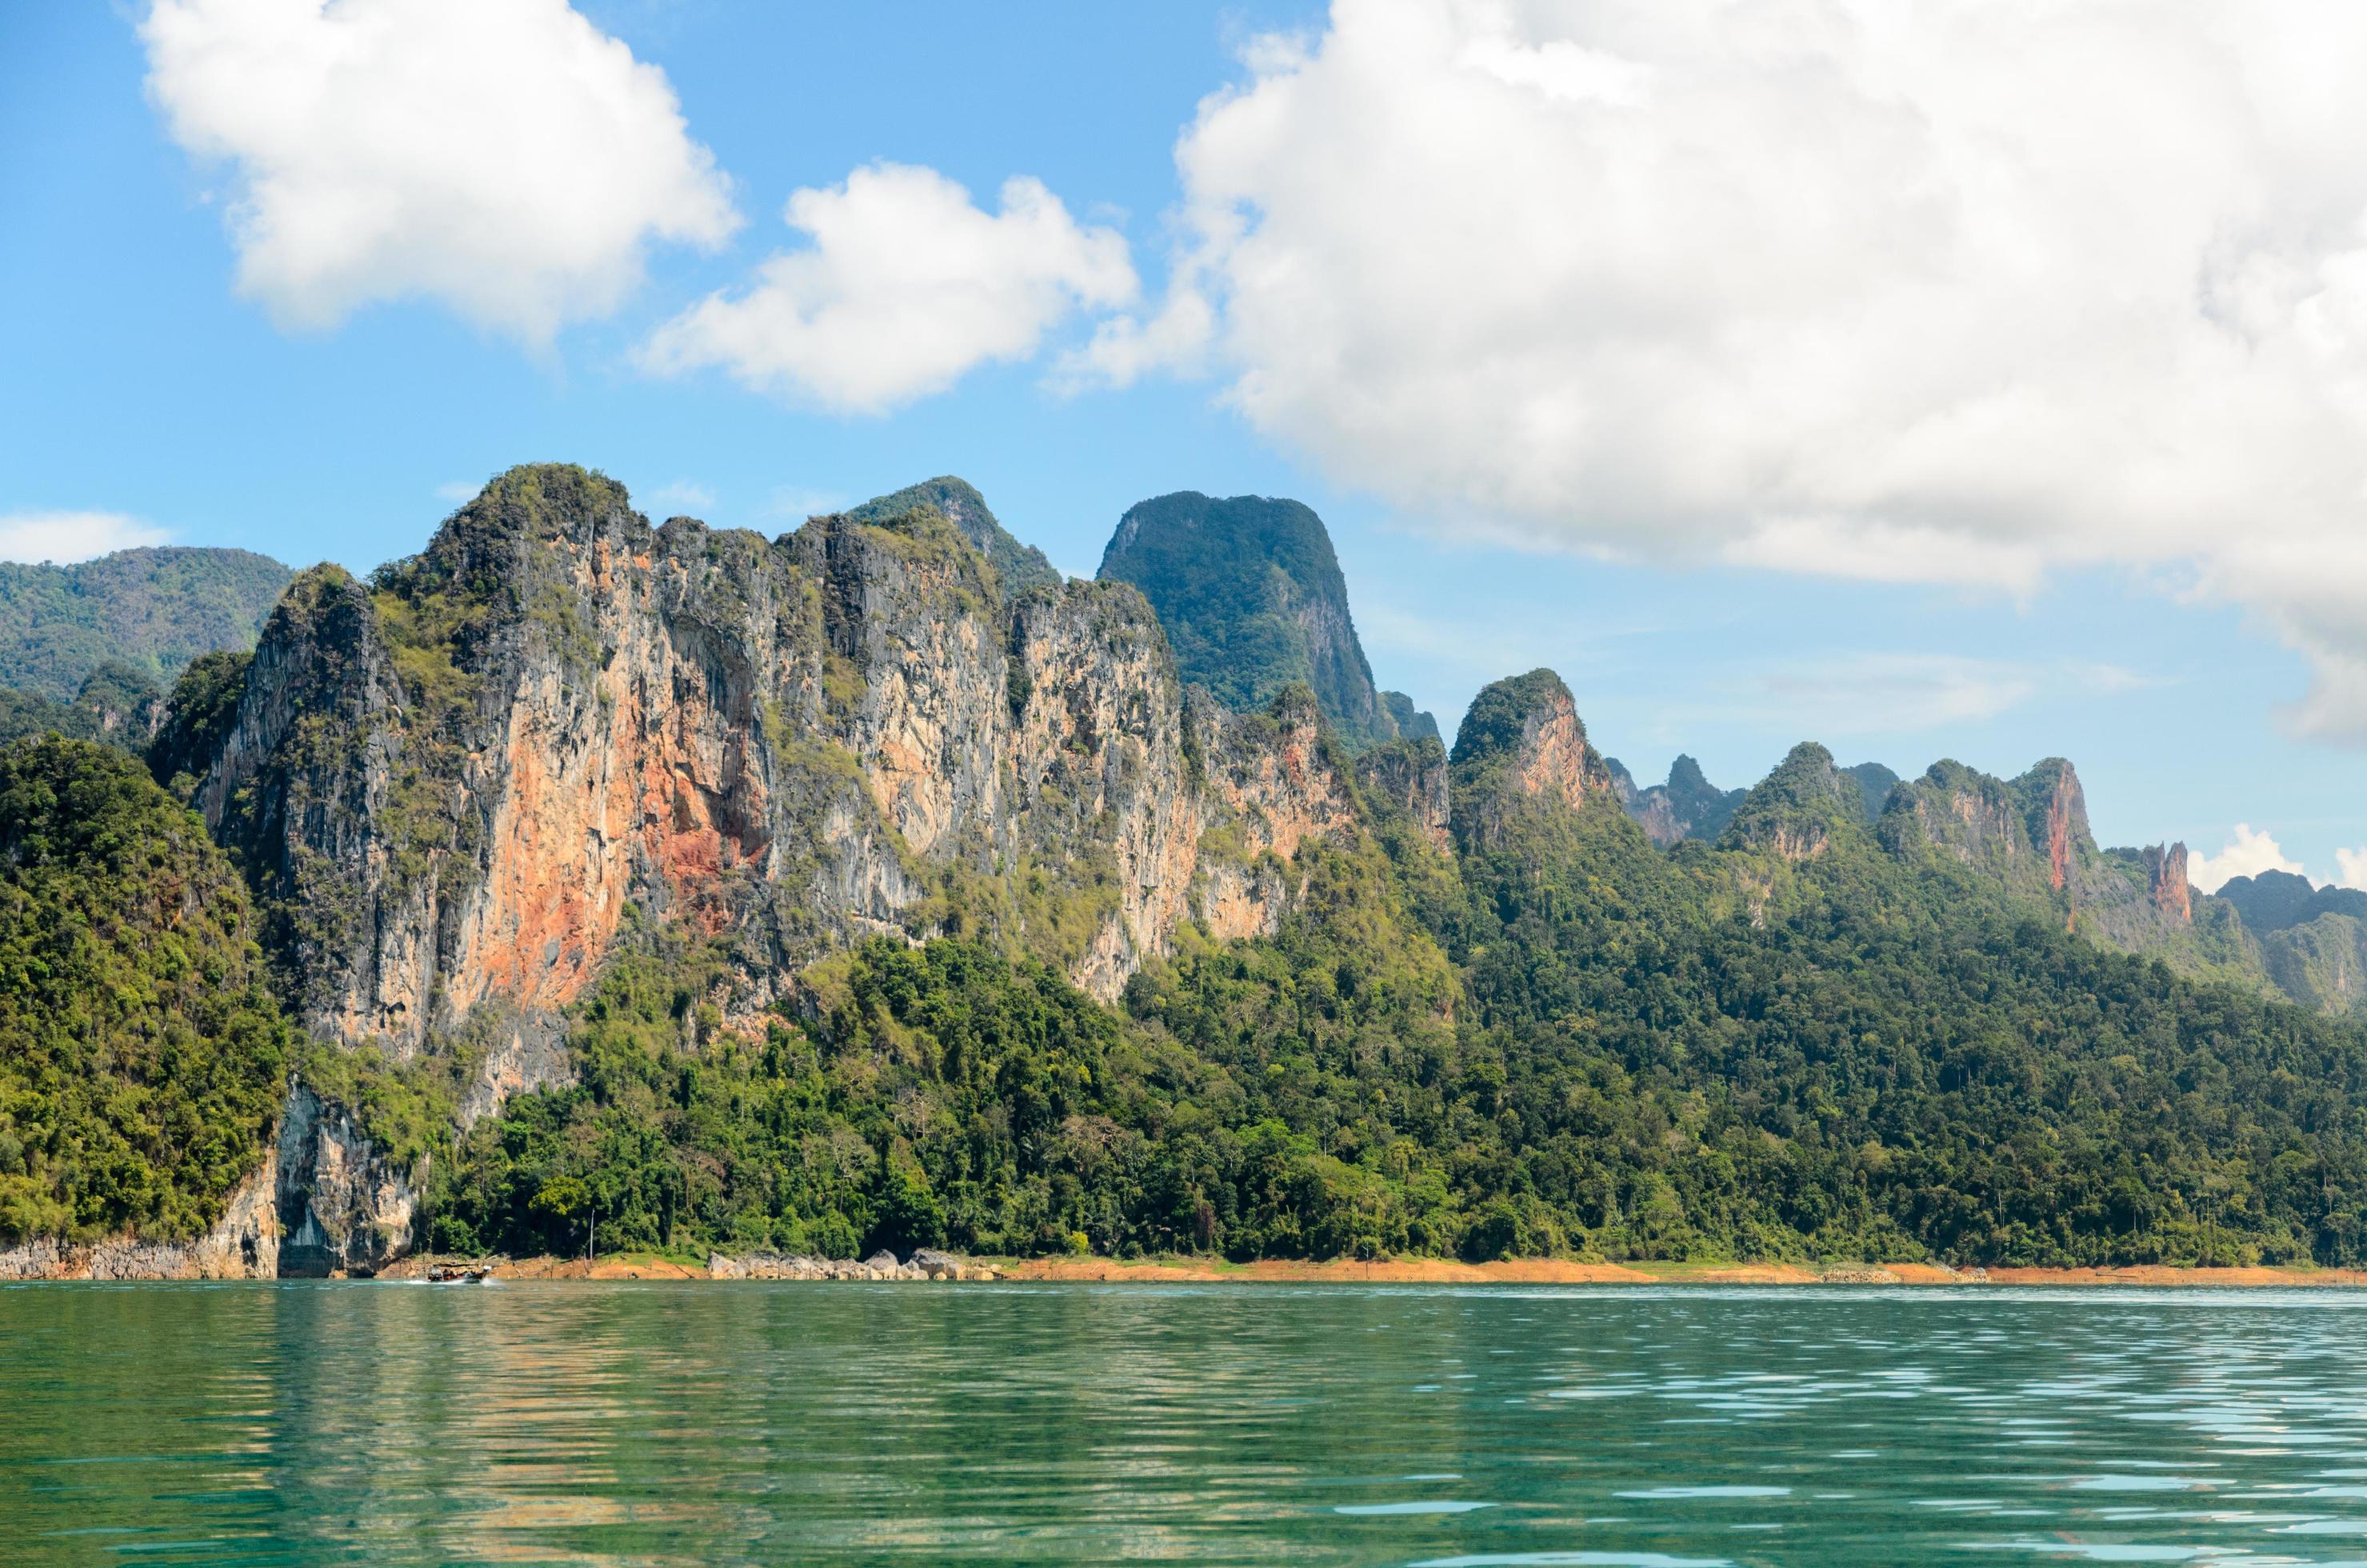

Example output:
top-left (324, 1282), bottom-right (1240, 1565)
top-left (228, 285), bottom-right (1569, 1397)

top-left (6, 1284), bottom-right (2367, 1564)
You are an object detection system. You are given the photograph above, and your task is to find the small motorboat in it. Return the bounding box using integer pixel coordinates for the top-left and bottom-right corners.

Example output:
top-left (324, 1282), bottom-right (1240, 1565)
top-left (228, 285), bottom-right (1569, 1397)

top-left (427, 1265), bottom-right (491, 1283)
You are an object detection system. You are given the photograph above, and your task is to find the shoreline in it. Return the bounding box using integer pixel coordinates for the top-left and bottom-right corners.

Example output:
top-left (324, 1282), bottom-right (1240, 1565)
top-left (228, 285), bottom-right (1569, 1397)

top-left (354, 1254), bottom-right (2367, 1287)
top-left (16, 1244), bottom-right (2367, 1286)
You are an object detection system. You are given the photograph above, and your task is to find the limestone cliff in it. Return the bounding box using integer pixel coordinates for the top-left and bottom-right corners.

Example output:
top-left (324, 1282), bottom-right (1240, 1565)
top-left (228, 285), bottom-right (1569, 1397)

top-left (845, 476), bottom-right (1062, 599)
top-left (2145, 842), bottom-right (2194, 923)
top-left (1873, 754), bottom-right (2265, 984)
top-left (1448, 669), bottom-right (1620, 850)
top-left (188, 466), bottom-right (1372, 1051)
top-left (0, 1077), bottom-right (423, 1279)
top-left (1721, 743), bottom-right (1864, 862)
top-left (1355, 736), bottom-right (1452, 851)
top-left (1619, 754), bottom-right (1745, 847)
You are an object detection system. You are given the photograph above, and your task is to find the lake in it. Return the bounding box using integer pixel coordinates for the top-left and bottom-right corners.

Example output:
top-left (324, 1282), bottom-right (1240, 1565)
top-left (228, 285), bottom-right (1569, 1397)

top-left (6, 1282), bottom-right (2367, 1564)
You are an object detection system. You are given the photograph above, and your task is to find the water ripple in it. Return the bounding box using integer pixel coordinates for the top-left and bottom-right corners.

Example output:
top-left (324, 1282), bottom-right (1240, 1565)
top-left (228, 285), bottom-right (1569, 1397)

top-left (6, 1284), bottom-right (2367, 1562)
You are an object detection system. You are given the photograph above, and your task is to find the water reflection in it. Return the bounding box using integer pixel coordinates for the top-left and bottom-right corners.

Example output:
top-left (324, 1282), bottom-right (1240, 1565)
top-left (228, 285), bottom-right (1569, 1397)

top-left (6, 1285), bottom-right (2367, 1562)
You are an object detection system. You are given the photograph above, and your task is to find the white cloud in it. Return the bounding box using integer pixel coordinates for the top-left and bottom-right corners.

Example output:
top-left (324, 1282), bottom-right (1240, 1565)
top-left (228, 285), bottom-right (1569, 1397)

top-left (642, 162), bottom-right (1136, 414)
top-left (434, 480), bottom-right (478, 503)
top-left (2337, 846), bottom-right (2367, 890)
top-left (767, 486), bottom-right (849, 521)
top-left (142, 0), bottom-right (738, 341)
top-left (1100, 0), bottom-right (2367, 740)
top-left (646, 480), bottom-right (716, 514)
top-left (1654, 654), bottom-right (2161, 739)
top-left (1755, 654), bottom-right (2037, 737)
top-left (0, 511), bottom-right (173, 564)
top-left (2189, 824), bottom-right (2304, 893)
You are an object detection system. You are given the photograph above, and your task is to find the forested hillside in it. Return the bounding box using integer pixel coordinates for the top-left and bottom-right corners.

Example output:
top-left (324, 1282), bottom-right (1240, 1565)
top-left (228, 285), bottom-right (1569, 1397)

top-left (0, 547), bottom-right (289, 700)
top-left (0, 739), bottom-right (288, 1242)
top-left (432, 672), bottom-right (2367, 1270)
top-left (4, 468), bottom-right (2363, 1274)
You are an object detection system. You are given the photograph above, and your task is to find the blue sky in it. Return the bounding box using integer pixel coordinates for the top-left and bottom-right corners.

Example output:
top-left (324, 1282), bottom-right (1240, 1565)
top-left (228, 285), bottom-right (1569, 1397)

top-left (2, 1), bottom-right (2361, 886)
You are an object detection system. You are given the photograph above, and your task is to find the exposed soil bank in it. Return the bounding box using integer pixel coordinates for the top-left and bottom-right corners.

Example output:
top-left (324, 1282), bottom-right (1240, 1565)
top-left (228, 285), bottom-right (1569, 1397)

top-left (998, 1258), bottom-right (2367, 1286)
top-left (364, 1254), bottom-right (2367, 1286)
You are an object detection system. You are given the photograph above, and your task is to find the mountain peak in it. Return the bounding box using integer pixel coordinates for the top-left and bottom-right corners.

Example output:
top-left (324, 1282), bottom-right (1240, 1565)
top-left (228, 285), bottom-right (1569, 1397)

top-left (846, 477), bottom-right (1061, 598)
top-left (1619, 752), bottom-right (1745, 846)
top-left (1098, 490), bottom-right (1424, 751)
top-left (1450, 668), bottom-right (1612, 813)
top-left (2011, 757), bottom-right (2093, 891)
top-left (2217, 867), bottom-right (2367, 934)
top-left (2144, 842), bottom-right (2193, 923)
top-left (1721, 742), bottom-right (1861, 860)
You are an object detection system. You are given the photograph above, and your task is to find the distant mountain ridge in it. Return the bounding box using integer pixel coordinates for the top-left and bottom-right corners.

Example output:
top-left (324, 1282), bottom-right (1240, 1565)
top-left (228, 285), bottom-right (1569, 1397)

top-left (2219, 869), bottom-right (2367, 934)
top-left (2216, 870), bottom-right (2367, 1016)
top-left (1606, 754), bottom-right (1746, 846)
top-left (0, 546), bottom-right (290, 701)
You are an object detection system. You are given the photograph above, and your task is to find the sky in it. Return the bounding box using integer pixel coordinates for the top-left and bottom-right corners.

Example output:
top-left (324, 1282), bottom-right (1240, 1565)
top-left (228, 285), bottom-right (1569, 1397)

top-left (1, 0), bottom-right (2361, 890)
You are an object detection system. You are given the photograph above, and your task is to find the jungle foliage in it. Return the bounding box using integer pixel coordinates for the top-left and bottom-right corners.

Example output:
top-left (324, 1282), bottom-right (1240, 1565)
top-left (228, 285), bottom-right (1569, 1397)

top-left (428, 740), bottom-right (2367, 1270)
top-left (0, 739), bottom-right (288, 1242)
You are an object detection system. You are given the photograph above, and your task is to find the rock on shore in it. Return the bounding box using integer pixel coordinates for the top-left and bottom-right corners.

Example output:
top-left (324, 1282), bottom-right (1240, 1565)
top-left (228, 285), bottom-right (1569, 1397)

top-left (707, 1247), bottom-right (994, 1282)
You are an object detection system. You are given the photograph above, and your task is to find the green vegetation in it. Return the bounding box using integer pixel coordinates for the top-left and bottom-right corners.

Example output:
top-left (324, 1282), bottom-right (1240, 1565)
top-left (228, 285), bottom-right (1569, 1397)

top-left (0, 739), bottom-right (289, 1242)
top-left (846, 477), bottom-right (1062, 598)
top-left (0, 662), bottom-right (166, 751)
top-left (1098, 490), bottom-right (1425, 751)
top-left (0, 546), bottom-right (288, 702)
top-left (432, 693), bottom-right (2367, 1269)
top-left (14, 474), bottom-right (2365, 1273)
top-left (147, 650), bottom-right (251, 794)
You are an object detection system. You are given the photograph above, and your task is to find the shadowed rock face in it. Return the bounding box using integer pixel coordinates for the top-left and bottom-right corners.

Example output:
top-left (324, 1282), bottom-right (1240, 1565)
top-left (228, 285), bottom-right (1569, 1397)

top-left (190, 466), bottom-right (1373, 1057)
top-left (1355, 736), bottom-right (1451, 851)
top-left (1617, 754), bottom-right (1745, 847)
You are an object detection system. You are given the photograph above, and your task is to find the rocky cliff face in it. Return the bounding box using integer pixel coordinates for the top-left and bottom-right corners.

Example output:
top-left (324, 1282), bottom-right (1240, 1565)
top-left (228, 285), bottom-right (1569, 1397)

top-left (1722, 743), bottom-right (1863, 862)
top-left (1355, 736), bottom-right (1452, 850)
top-left (190, 466), bottom-right (1371, 1055)
top-left (2024, 759), bottom-right (2087, 890)
top-left (1619, 754), bottom-right (1745, 847)
top-left (0, 1074), bottom-right (426, 1279)
top-left (1449, 669), bottom-right (1619, 850)
top-left (273, 1084), bottom-right (422, 1275)
top-left (1884, 760), bottom-right (2033, 868)
top-left (2145, 842), bottom-right (2194, 923)
top-left (0, 1160), bottom-right (278, 1280)
top-left (846, 476), bottom-right (1062, 599)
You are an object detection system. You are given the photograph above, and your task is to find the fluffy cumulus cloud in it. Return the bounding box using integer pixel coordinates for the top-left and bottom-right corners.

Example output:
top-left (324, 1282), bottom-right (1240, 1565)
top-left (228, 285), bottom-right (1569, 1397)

top-left (642, 163), bottom-right (1136, 414)
top-left (0, 511), bottom-right (171, 565)
top-left (2189, 825), bottom-right (2305, 894)
top-left (141, 0), bottom-right (738, 340)
top-left (2337, 847), bottom-right (2367, 891)
top-left (1088, 0), bottom-right (2367, 739)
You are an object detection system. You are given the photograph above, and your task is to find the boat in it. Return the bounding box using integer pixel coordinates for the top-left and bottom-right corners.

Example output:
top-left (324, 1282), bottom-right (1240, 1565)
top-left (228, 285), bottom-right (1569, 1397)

top-left (426, 1265), bottom-right (491, 1283)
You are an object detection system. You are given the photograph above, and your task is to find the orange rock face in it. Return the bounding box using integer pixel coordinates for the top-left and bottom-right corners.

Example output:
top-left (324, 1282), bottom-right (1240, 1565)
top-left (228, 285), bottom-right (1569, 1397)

top-left (1509, 686), bottom-right (1609, 808)
top-left (2146, 841), bottom-right (2193, 923)
top-left (197, 467), bottom-right (1375, 1041)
